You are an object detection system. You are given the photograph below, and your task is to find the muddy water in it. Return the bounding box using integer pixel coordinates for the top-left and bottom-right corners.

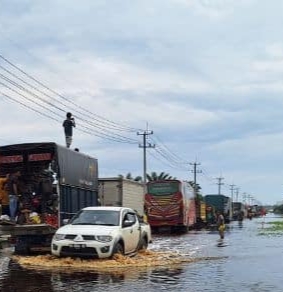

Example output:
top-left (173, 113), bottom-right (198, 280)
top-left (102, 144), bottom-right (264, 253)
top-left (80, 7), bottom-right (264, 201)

top-left (0, 213), bottom-right (282, 292)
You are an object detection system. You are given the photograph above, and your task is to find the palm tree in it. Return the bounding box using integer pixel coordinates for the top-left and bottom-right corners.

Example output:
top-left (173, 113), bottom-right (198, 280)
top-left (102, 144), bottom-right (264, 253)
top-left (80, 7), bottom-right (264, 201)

top-left (118, 173), bottom-right (143, 182)
top-left (146, 171), bottom-right (176, 181)
top-left (188, 181), bottom-right (203, 200)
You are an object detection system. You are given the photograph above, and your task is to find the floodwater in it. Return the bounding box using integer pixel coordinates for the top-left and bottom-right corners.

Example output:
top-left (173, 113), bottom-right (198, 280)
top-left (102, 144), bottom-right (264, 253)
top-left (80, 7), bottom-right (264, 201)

top-left (0, 213), bottom-right (282, 292)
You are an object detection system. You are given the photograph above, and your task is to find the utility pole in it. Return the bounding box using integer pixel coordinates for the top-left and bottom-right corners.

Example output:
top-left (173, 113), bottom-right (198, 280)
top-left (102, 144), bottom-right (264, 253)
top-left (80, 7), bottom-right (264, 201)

top-left (242, 192), bottom-right (247, 204)
top-left (235, 187), bottom-right (240, 202)
top-left (230, 184), bottom-right (236, 203)
top-left (216, 176), bottom-right (224, 195)
top-left (229, 184), bottom-right (236, 219)
top-left (137, 128), bottom-right (155, 193)
top-left (190, 162), bottom-right (201, 198)
top-left (248, 194), bottom-right (253, 206)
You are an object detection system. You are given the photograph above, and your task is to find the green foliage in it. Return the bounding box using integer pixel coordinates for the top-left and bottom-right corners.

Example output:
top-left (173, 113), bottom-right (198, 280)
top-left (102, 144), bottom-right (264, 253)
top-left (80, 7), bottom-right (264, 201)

top-left (273, 204), bottom-right (283, 214)
top-left (258, 220), bottom-right (283, 236)
top-left (188, 181), bottom-right (203, 200)
top-left (118, 172), bottom-right (178, 182)
top-left (118, 173), bottom-right (143, 182)
top-left (146, 171), bottom-right (176, 181)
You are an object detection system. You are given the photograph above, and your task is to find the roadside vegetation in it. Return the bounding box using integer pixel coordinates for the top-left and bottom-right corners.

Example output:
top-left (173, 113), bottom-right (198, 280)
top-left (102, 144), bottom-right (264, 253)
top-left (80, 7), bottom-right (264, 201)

top-left (273, 204), bottom-right (283, 214)
top-left (258, 221), bottom-right (283, 236)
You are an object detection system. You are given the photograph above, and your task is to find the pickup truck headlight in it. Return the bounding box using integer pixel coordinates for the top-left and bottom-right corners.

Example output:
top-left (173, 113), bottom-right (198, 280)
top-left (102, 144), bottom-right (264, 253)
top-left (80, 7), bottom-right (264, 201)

top-left (95, 235), bottom-right (113, 242)
top-left (53, 234), bottom-right (65, 241)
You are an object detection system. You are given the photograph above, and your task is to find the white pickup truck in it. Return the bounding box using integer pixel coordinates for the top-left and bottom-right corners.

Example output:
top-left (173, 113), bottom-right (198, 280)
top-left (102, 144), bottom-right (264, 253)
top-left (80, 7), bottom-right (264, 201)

top-left (51, 206), bottom-right (152, 259)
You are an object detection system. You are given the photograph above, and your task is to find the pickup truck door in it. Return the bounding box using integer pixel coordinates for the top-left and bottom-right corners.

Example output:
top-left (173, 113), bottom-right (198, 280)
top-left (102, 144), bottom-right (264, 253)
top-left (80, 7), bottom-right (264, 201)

top-left (121, 212), bottom-right (141, 253)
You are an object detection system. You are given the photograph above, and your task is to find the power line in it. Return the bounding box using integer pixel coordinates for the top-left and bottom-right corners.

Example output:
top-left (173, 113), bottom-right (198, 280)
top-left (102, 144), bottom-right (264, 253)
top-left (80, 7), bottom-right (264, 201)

top-left (150, 134), bottom-right (189, 164)
top-left (0, 54), bottom-right (141, 133)
top-left (0, 55), bottom-right (141, 143)
top-left (0, 90), bottom-right (137, 143)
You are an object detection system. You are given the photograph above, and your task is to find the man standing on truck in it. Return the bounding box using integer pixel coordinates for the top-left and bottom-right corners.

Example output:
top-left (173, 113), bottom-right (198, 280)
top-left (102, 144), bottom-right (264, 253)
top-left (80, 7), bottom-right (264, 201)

top-left (62, 112), bottom-right (76, 148)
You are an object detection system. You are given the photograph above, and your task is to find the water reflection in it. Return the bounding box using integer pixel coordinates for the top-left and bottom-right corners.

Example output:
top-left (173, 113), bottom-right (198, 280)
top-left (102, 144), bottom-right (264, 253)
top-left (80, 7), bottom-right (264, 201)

top-left (0, 258), bottom-right (54, 291)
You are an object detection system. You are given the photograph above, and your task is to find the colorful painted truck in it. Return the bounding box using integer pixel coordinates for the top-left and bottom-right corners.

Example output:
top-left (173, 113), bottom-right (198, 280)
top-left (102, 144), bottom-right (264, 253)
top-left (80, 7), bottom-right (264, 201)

top-left (144, 179), bottom-right (196, 232)
top-left (0, 142), bottom-right (99, 254)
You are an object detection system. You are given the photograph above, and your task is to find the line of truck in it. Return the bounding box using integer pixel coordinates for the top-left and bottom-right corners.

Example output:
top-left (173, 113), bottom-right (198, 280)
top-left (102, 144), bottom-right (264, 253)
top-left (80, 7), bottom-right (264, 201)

top-left (0, 142), bottom-right (263, 255)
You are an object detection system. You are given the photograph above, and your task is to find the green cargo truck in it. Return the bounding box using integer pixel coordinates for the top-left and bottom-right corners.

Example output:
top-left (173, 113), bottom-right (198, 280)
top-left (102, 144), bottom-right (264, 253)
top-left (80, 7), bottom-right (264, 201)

top-left (204, 194), bottom-right (231, 223)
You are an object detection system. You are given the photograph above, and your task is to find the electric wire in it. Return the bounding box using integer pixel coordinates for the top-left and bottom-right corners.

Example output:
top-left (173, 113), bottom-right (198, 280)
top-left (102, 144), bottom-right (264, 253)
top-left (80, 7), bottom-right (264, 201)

top-left (0, 56), bottom-right (140, 143)
top-left (150, 135), bottom-right (190, 165)
top-left (0, 54), bottom-right (142, 133)
top-left (0, 74), bottom-right (139, 143)
top-left (0, 91), bottom-right (137, 143)
top-left (0, 64), bottom-right (139, 134)
top-left (147, 150), bottom-right (189, 171)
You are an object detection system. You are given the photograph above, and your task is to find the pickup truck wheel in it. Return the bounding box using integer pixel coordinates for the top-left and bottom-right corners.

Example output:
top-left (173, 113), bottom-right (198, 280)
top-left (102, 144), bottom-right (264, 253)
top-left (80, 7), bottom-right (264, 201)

top-left (112, 242), bottom-right (124, 257)
top-left (138, 237), bottom-right (148, 250)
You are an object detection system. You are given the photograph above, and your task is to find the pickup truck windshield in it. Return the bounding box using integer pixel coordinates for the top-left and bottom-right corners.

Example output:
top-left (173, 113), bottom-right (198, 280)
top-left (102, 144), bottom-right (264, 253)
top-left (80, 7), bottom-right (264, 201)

top-left (70, 210), bottom-right (120, 226)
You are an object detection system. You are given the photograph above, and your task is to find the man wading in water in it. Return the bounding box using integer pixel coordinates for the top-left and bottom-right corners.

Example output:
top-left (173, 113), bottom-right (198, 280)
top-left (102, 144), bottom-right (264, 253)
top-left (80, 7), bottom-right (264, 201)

top-left (216, 211), bottom-right (225, 239)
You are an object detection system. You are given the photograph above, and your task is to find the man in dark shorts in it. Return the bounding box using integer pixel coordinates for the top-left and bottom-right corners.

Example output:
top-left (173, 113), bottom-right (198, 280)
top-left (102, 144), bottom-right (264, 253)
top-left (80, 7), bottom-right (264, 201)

top-left (62, 112), bottom-right (76, 148)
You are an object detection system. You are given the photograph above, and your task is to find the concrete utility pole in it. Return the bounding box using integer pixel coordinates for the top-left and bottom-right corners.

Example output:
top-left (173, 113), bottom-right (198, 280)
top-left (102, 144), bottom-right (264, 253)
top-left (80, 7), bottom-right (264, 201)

top-left (230, 184), bottom-right (236, 202)
top-left (137, 128), bottom-right (155, 193)
top-left (216, 176), bottom-right (224, 195)
top-left (230, 184), bottom-right (236, 219)
top-left (248, 194), bottom-right (253, 205)
top-left (190, 162), bottom-right (201, 198)
top-left (235, 187), bottom-right (240, 202)
top-left (242, 192), bottom-right (247, 204)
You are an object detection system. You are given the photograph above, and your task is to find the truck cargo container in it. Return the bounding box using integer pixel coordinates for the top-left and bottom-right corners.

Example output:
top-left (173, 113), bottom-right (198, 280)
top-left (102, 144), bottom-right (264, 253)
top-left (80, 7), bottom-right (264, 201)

top-left (98, 177), bottom-right (144, 215)
top-left (0, 142), bottom-right (99, 254)
top-left (232, 202), bottom-right (246, 220)
top-left (195, 200), bottom-right (207, 228)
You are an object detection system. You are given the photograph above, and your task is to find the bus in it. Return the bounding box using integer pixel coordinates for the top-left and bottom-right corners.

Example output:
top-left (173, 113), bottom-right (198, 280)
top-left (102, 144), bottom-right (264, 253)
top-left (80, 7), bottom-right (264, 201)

top-left (144, 179), bottom-right (196, 232)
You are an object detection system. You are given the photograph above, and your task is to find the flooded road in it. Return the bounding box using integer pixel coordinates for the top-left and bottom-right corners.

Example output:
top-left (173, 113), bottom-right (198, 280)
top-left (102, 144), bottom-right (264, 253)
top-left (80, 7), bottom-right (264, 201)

top-left (0, 213), bottom-right (282, 292)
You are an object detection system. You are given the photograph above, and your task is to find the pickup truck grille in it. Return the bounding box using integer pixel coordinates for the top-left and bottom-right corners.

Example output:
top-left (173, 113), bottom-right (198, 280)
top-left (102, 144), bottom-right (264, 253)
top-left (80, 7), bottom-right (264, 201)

top-left (61, 246), bottom-right (98, 258)
top-left (65, 234), bottom-right (96, 240)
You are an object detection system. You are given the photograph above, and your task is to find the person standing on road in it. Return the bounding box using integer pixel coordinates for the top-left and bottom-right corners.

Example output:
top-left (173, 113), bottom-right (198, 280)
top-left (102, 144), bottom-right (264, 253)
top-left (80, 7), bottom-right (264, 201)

top-left (216, 211), bottom-right (225, 239)
top-left (7, 170), bottom-right (21, 221)
top-left (0, 174), bottom-right (10, 216)
top-left (63, 112), bottom-right (76, 148)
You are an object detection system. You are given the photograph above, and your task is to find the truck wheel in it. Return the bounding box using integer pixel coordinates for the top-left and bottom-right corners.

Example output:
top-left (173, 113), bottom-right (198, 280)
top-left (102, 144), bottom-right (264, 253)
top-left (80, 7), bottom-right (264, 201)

top-left (138, 237), bottom-right (148, 250)
top-left (14, 242), bottom-right (30, 255)
top-left (112, 242), bottom-right (124, 257)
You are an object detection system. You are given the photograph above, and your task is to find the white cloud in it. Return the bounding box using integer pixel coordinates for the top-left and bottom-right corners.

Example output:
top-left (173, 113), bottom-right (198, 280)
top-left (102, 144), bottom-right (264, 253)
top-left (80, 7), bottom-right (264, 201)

top-left (1, 0), bottom-right (283, 205)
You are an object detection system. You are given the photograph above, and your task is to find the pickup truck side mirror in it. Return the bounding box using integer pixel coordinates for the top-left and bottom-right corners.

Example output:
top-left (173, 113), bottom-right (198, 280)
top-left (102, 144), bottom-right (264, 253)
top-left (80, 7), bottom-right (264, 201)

top-left (62, 219), bottom-right (69, 225)
top-left (123, 219), bottom-right (134, 227)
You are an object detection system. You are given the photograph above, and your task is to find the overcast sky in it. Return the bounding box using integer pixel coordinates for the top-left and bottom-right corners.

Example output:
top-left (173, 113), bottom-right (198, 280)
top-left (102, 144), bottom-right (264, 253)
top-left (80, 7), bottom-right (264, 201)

top-left (1, 0), bottom-right (283, 205)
